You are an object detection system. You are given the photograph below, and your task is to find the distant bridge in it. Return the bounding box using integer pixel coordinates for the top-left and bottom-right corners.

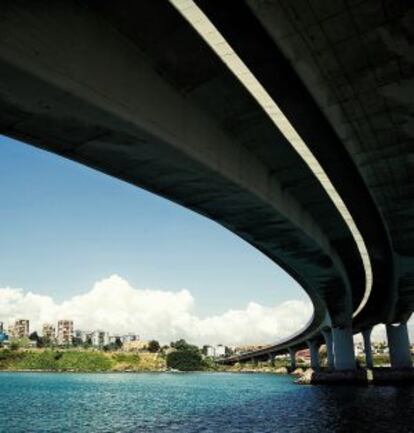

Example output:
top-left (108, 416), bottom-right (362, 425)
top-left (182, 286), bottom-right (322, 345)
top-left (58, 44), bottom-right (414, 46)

top-left (0, 0), bottom-right (412, 371)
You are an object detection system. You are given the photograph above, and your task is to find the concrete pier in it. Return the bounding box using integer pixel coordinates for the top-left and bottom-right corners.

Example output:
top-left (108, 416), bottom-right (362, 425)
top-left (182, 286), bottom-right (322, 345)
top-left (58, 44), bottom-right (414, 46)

top-left (386, 322), bottom-right (413, 369)
top-left (288, 348), bottom-right (296, 370)
top-left (321, 329), bottom-right (334, 370)
top-left (332, 326), bottom-right (356, 370)
top-left (307, 340), bottom-right (320, 370)
top-left (267, 353), bottom-right (274, 366)
top-left (362, 328), bottom-right (373, 369)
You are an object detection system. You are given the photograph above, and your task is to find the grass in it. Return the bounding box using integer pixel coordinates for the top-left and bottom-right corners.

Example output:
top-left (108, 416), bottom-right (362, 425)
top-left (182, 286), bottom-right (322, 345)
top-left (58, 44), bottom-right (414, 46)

top-left (0, 349), bottom-right (167, 372)
top-left (3, 350), bottom-right (114, 371)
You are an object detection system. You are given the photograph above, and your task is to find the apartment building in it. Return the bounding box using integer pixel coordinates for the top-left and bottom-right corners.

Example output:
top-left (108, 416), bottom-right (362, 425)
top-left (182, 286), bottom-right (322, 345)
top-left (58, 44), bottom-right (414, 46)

top-left (8, 319), bottom-right (30, 339)
top-left (204, 344), bottom-right (227, 358)
top-left (57, 320), bottom-right (74, 345)
top-left (42, 323), bottom-right (56, 342)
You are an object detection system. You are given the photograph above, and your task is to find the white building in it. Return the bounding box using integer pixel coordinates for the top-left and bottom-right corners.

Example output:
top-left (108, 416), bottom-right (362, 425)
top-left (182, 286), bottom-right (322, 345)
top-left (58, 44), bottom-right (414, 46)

top-left (205, 344), bottom-right (227, 358)
top-left (215, 345), bottom-right (226, 357)
top-left (205, 345), bottom-right (215, 357)
top-left (122, 333), bottom-right (139, 343)
top-left (91, 330), bottom-right (109, 347)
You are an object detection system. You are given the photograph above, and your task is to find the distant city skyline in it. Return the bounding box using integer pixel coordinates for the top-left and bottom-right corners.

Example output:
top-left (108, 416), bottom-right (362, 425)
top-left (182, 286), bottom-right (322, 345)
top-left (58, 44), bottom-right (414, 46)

top-left (3, 314), bottom-right (406, 353)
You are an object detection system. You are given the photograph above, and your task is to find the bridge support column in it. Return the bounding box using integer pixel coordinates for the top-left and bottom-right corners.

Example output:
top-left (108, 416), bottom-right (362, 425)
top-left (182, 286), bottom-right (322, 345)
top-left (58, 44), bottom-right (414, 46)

top-left (362, 327), bottom-right (373, 369)
top-left (386, 322), bottom-right (412, 369)
top-left (288, 348), bottom-right (296, 370)
top-left (268, 353), bottom-right (274, 366)
top-left (332, 326), bottom-right (356, 370)
top-left (307, 340), bottom-right (320, 370)
top-left (321, 329), bottom-right (334, 370)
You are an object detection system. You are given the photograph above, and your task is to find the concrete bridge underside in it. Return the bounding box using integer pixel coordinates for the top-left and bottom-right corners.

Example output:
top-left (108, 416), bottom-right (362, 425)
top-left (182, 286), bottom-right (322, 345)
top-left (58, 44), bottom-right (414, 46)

top-left (0, 1), bottom-right (412, 370)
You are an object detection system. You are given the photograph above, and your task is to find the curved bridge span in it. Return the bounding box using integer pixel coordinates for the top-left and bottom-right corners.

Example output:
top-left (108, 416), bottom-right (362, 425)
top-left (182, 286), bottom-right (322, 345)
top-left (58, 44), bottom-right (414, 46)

top-left (0, 1), bottom-right (412, 371)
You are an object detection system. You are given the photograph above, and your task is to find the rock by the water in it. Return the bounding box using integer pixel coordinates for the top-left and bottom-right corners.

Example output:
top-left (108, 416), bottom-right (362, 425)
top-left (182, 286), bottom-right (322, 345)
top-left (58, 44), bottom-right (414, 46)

top-left (295, 368), bottom-right (313, 384)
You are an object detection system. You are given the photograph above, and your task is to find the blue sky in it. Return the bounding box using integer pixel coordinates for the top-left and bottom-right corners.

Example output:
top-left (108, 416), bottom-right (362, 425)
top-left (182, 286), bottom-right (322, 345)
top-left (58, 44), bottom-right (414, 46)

top-left (0, 134), bottom-right (306, 319)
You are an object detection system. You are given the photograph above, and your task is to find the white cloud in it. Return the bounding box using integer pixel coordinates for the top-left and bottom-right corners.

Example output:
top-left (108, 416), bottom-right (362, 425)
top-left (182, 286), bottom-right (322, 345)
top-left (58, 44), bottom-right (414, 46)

top-left (0, 274), bottom-right (312, 346)
top-left (3, 274), bottom-right (411, 346)
top-left (368, 321), bottom-right (414, 342)
top-left (354, 322), bottom-right (414, 343)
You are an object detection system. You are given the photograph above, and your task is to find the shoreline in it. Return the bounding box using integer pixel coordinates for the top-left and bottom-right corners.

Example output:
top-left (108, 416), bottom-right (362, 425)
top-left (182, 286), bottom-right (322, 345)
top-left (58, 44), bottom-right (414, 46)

top-left (0, 369), bottom-right (286, 373)
top-left (0, 368), bottom-right (292, 374)
top-left (2, 368), bottom-right (413, 386)
top-left (0, 349), bottom-right (297, 375)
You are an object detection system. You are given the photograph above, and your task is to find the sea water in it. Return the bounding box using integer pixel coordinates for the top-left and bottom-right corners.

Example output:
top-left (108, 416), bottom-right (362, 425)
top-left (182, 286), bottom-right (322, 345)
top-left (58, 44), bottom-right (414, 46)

top-left (0, 372), bottom-right (413, 433)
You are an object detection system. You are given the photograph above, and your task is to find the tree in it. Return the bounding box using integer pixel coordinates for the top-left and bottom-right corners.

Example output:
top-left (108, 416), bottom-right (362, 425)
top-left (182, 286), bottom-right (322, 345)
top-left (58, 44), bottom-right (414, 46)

top-left (29, 332), bottom-right (39, 341)
top-left (72, 337), bottom-right (83, 347)
top-left (29, 332), bottom-right (44, 348)
top-left (82, 336), bottom-right (92, 349)
top-left (42, 336), bottom-right (54, 348)
top-left (166, 350), bottom-right (203, 371)
top-left (10, 341), bottom-right (19, 351)
top-left (105, 342), bottom-right (122, 352)
top-left (148, 340), bottom-right (160, 353)
top-left (115, 337), bottom-right (123, 349)
top-left (170, 339), bottom-right (199, 354)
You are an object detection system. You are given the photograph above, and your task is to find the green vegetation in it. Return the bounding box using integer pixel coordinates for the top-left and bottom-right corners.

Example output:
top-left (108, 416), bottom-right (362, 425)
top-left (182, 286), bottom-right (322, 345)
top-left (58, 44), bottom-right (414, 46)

top-left (357, 354), bottom-right (390, 367)
top-left (372, 355), bottom-right (391, 366)
top-left (0, 349), bottom-right (25, 368)
top-left (103, 337), bottom-right (123, 352)
top-left (0, 343), bottom-right (397, 374)
top-left (166, 350), bottom-right (203, 371)
top-left (55, 352), bottom-right (113, 371)
top-left (170, 339), bottom-right (199, 353)
top-left (112, 352), bottom-right (140, 365)
top-left (166, 339), bottom-right (204, 371)
top-left (9, 338), bottom-right (31, 350)
top-left (29, 332), bottom-right (44, 348)
top-left (0, 349), bottom-right (165, 372)
top-left (148, 340), bottom-right (160, 353)
top-left (0, 350), bottom-right (113, 371)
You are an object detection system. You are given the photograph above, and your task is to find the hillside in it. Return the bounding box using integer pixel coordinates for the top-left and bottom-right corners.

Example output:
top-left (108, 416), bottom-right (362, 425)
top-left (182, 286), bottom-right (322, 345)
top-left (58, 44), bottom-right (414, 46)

top-left (0, 349), bottom-right (167, 372)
